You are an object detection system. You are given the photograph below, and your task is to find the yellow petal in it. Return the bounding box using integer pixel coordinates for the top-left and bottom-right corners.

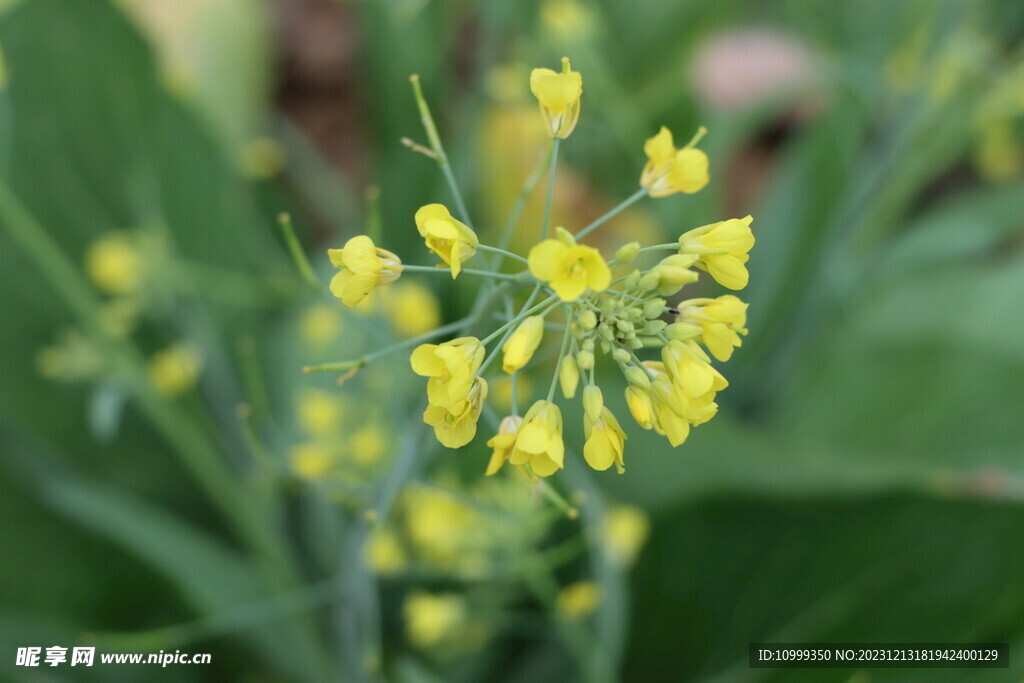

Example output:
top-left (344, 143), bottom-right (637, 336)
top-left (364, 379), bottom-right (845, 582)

top-left (704, 255), bottom-right (749, 290)
top-left (643, 126), bottom-right (675, 165)
top-left (341, 235), bottom-right (381, 273)
top-left (415, 203), bottom-right (451, 235)
top-left (528, 240), bottom-right (569, 281)
top-left (410, 344), bottom-right (443, 376)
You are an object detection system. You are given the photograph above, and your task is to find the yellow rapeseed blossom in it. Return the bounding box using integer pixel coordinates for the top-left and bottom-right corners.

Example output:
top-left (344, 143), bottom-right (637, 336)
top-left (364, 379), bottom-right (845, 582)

top-left (530, 57), bottom-right (582, 139)
top-left (528, 235), bottom-right (611, 301)
top-left (603, 505), bottom-right (650, 567)
top-left (348, 424), bottom-right (387, 465)
top-left (385, 281), bottom-right (441, 336)
top-left (405, 591), bottom-right (466, 648)
top-left (661, 340), bottom-right (716, 397)
top-left (555, 581), bottom-right (602, 619)
top-left (86, 234), bottom-right (143, 295)
top-left (582, 386), bottom-right (627, 473)
top-left (403, 486), bottom-right (478, 566)
top-left (485, 415), bottom-right (522, 475)
top-left (410, 337), bottom-right (485, 410)
top-left (422, 376), bottom-right (487, 448)
top-left (300, 303), bottom-right (343, 349)
top-left (678, 215), bottom-right (755, 290)
top-left (640, 127), bottom-right (710, 197)
top-left (502, 316), bottom-right (545, 373)
top-left (509, 400), bottom-right (564, 477)
top-left (297, 388), bottom-right (344, 436)
top-left (328, 235), bottom-right (403, 307)
top-left (414, 203), bottom-right (479, 278)
top-left (363, 527), bottom-right (406, 575)
top-left (290, 442), bottom-right (334, 480)
top-left (624, 385), bottom-right (655, 430)
top-left (676, 295), bottom-right (749, 362)
top-left (148, 344), bottom-right (200, 397)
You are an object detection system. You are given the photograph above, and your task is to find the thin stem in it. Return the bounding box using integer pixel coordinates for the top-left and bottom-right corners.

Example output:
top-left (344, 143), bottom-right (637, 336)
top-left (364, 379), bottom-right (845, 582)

top-left (303, 315), bottom-right (474, 373)
top-left (575, 187), bottom-right (648, 240)
top-left (541, 138), bottom-right (560, 240)
top-left (476, 244), bottom-right (529, 264)
top-left (277, 213), bottom-right (322, 291)
top-left (401, 264), bottom-right (520, 281)
top-left (546, 306), bottom-right (574, 402)
top-left (479, 286), bottom-right (552, 347)
top-left (636, 243), bottom-right (679, 254)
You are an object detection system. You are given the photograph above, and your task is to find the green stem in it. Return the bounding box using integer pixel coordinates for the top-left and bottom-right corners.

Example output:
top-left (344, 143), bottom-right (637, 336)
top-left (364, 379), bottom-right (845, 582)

top-left (477, 244), bottom-right (528, 264)
top-left (541, 138), bottom-right (560, 240)
top-left (480, 286), bottom-right (553, 346)
top-left (277, 213), bottom-right (322, 291)
top-left (400, 263), bottom-right (521, 281)
top-left (575, 187), bottom-right (648, 240)
top-left (304, 315), bottom-right (475, 373)
top-left (547, 306), bottom-right (574, 402)
top-left (636, 243), bottom-right (679, 254)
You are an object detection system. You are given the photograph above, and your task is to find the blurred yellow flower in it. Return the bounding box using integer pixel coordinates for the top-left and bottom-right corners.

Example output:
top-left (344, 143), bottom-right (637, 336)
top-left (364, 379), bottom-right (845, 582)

top-left (147, 344), bottom-right (200, 397)
top-left (509, 400), bottom-right (564, 477)
top-left (385, 281), bottom-right (441, 337)
top-left (404, 591), bottom-right (466, 648)
top-left (423, 376), bottom-right (487, 448)
top-left (528, 237), bottom-right (611, 301)
top-left (363, 527), bottom-right (406, 575)
top-left (86, 234), bottom-right (142, 295)
top-left (530, 58), bottom-right (582, 139)
top-left (556, 581), bottom-right (601, 619)
top-left (297, 388), bottom-right (344, 436)
top-left (410, 337), bottom-right (484, 410)
top-left (404, 486), bottom-right (478, 566)
top-left (348, 425), bottom-right (387, 465)
top-left (640, 127), bottom-right (709, 198)
top-left (540, 0), bottom-right (596, 41)
top-left (678, 215), bottom-right (755, 290)
top-left (502, 316), bottom-right (545, 374)
top-left (976, 121), bottom-right (1022, 182)
top-left (290, 442), bottom-right (334, 480)
top-left (485, 415), bottom-right (522, 476)
top-left (240, 136), bottom-right (285, 179)
top-left (414, 203), bottom-right (479, 278)
top-left (603, 504), bottom-right (650, 567)
top-left (328, 235), bottom-right (402, 307)
top-left (491, 373), bottom-right (534, 412)
top-left (300, 303), bottom-right (342, 349)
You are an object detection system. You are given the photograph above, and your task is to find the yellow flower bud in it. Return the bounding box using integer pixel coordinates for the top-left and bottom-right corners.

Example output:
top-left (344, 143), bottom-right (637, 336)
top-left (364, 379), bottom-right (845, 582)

top-left (614, 241), bottom-right (641, 264)
top-left (86, 234), bottom-right (142, 295)
top-left (582, 384), bottom-right (603, 422)
top-left (530, 58), bottom-right (582, 139)
top-left (559, 355), bottom-right (580, 398)
top-left (623, 366), bottom-right (651, 389)
top-left (624, 386), bottom-right (655, 430)
top-left (502, 316), bottom-right (545, 374)
top-left (576, 349), bottom-right (595, 370)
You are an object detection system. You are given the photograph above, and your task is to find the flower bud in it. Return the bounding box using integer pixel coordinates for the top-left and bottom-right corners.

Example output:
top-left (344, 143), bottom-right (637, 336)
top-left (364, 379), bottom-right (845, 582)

top-left (643, 298), bottom-right (666, 319)
top-left (622, 271), bottom-right (642, 290)
top-left (578, 309), bottom-right (598, 330)
top-left (623, 366), bottom-right (651, 389)
top-left (665, 322), bottom-right (702, 341)
top-left (616, 319), bottom-right (634, 334)
top-left (559, 356), bottom-right (580, 399)
top-left (598, 323), bottom-right (615, 341)
top-left (582, 385), bottom-right (604, 422)
top-left (582, 338), bottom-right (595, 352)
top-left (641, 320), bottom-right (667, 335)
top-left (638, 271), bottom-right (661, 292)
top-left (502, 316), bottom-right (545, 373)
top-left (614, 241), bottom-right (640, 264)
top-left (576, 349), bottom-right (595, 370)
top-left (611, 347), bottom-right (631, 364)
top-left (625, 386), bottom-right (655, 430)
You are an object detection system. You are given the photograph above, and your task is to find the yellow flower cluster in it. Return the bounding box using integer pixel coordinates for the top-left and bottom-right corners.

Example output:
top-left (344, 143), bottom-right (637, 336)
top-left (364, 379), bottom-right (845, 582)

top-left (309, 56), bottom-right (755, 480)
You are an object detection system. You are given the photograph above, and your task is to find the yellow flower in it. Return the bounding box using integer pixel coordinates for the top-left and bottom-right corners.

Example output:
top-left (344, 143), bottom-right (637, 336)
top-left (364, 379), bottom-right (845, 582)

top-left (290, 442), bottom-right (334, 479)
top-left (603, 505), bottom-right (650, 567)
top-left (385, 281), bottom-right (441, 336)
top-left (528, 236), bottom-right (611, 301)
top-left (509, 400), bottom-right (564, 477)
top-left (530, 57), bottom-right (582, 139)
top-left (148, 344), bottom-right (200, 397)
top-left (624, 385), bottom-right (655, 430)
top-left (328, 235), bottom-right (402, 307)
top-left (404, 591), bottom-right (466, 648)
top-left (555, 581), bottom-right (601, 619)
top-left (414, 203), bottom-right (479, 278)
top-left (297, 388), bottom-right (344, 436)
top-left (640, 127), bottom-right (709, 197)
top-left (583, 396), bottom-right (627, 474)
top-left (678, 215), bottom-right (755, 290)
top-left (677, 295), bottom-right (749, 361)
top-left (410, 337), bottom-right (485, 410)
top-left (423, 376), bottom-right (487, 448)
top-left (86, 234), bottom-right (142, 295)
top-left (644, 360), bottom-right (724, 447)
top-left (363, 527), bottom-right (406, 575)
top-left (300, 303), bottom-right (342, 349)
top-left (502, 316), bottom-right (544, 373)
top-left (485, 415), bottom-right (522, 475)
top-left (349, 425), bottom-right (387, 465)
top-left (661, 340), bottom-right (715, 397)
top-left (559, 355), bottom-right (580, 398)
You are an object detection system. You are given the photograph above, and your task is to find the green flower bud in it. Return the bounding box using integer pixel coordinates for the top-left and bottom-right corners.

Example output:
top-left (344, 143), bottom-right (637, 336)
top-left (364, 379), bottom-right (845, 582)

top-left (614, 241), bottom-right (640, 264)
top-left (598, 322), bottom-right (615, 341)
top-left (578, 309), bottom-right (598, 330)
top-left (576, 349), bottom-right (595, 370)
top-left (624, 366), bottom-right (651, 389)
top-left (643, 298), bottom-right (666, 319)
top-left (582, 338), bottom-right (595, 352)
top-left (611, 347), bottom-right (631, 364)
top-left (622, 270), bottom-right (641, 290)
top-left (582, 385), bottom-right (604, 422)
top-left (638, 271), bottom-right (661, 292)
top-left (665, 322), bottom-right (702, 341)
top-left (616, 319), bottom-right (634, 334)
top-left (641, 320), bottom-right (667, 335)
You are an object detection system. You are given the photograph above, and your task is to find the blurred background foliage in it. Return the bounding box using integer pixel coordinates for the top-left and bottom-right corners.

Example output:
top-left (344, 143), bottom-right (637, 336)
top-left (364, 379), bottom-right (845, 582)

top-left (1, 0), bottom-right (1023, 681)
